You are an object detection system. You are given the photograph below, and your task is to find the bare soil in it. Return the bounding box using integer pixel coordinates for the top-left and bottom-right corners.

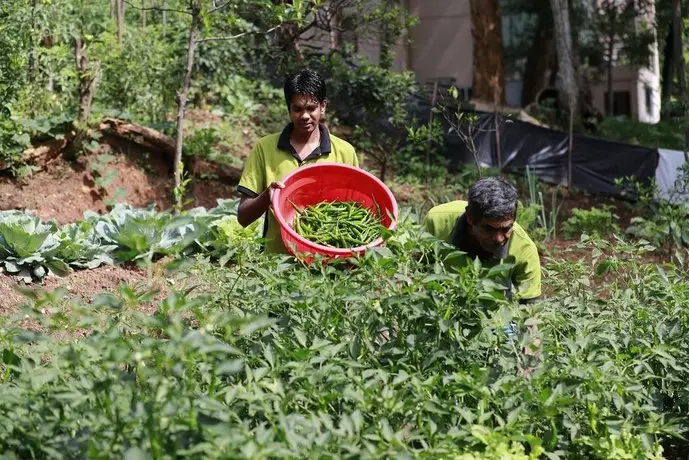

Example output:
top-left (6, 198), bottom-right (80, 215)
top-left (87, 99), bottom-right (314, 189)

top-left (0, 262), bottom-right (170, 315)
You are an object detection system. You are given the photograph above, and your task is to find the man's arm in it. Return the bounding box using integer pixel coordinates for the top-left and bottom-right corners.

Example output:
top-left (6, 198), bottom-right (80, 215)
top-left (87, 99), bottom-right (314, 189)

top-left (236, 143), bottom-right (272, 228)
top-left (237, 182), bottom-right (284, 227)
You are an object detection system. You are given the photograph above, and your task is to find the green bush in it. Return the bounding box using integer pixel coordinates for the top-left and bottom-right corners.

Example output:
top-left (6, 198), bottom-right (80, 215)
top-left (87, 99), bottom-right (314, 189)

top-left (89, 26), bottom-right (180, 125)
top-left (617, 170), bottom-right (689, 250)
top-left (316, 53), bottom-right (417, 124)
top-left (195, 74), bottom-right (285, 136)
top-left (516, 201), bottom-right (547, 242)
top-left (394, 119), bottom-right (447, 183)
top-left (0, 224), bottom-right (687, 457)
top-left (0, 1), bottom-right (28, 116)
top-left (0, 113), bottom-right (72, 174)
top-left (562, 205), bottom-right (620, 239)
top-left (596, 117), bottom-right (688, 150)
top-left (0, 118), bottom-right (31, 172)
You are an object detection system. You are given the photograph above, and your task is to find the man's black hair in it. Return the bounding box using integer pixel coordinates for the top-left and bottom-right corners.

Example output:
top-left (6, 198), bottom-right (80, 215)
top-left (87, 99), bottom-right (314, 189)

top-left (466, 177), bottom-right (518, 221)
top-left (283, 69), bottom-right (327, 108)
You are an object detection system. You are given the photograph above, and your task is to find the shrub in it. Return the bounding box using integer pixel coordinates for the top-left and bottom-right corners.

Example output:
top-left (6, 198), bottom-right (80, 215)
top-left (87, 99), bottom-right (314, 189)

top-left (562, 205), bottom-right (620, 239)
top-left (1, 224), bottom-right (687, 457)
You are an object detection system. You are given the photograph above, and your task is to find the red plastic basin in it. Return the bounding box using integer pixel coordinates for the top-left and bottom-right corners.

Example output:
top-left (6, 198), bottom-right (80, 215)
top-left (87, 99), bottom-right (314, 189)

top-left (271, 163), bottom-right (398, 260)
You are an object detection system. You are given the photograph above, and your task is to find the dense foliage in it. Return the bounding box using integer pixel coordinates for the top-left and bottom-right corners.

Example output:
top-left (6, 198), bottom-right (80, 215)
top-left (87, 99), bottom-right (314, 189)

top-left (0, 215), bottom-right (688, 458)
top-left (1, 2), bottom-right (689, 456)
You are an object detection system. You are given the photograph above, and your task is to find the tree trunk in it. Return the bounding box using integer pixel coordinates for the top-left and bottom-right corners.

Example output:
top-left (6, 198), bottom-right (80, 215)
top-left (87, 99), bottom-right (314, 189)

top-left (379, 0), bottom-right (398, 70)
top-left (606, 6), bottom-right (615, 115)
top-left (99, 118), bottom-right (175, 158)
top-left (672, 0), bottom-right (687, 99)
top-left (329, 6), bottom-right (341, 51)
top-left (75, 39), bottom-right (99, 125)
top-left (606, 39), bottom-right (614, 115)
top-left (110, 0), bottom-right (116, 18)
top-left (142, 0), bottom-right (147, 28)
top-left (173, 10), bottom-right (201, 211)
top-left (661, 29), bottom-right (674, 118)
top-left (0, 138), bottom-right (71, 172)
top-left (550, 0), bottom-right (578, 112)
top-left (494, 107), bottom-right (501, 168)
top-left (28, 0), bottom-right (36, 78)
top-left (568, 103), bottom-right (574, 187)
top-left (69, 38), bottom-right (100, 160)
top-left (278, 23), bottom-right (305, 60)
top-left (550, 0), bottom-right (577, 186)
top-left (521, 12), bottom-right (555, 106)
top-left (469, 0), bottom-right (505, 104)
top-left (116, 0), bottom-right (124, 44)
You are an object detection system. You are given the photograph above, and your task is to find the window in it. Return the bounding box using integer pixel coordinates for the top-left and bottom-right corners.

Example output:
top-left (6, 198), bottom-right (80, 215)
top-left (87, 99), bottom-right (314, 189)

top-left (645, 85), bottom-right (653, 116)
top-left (604, 91), bottom-right (632, 117)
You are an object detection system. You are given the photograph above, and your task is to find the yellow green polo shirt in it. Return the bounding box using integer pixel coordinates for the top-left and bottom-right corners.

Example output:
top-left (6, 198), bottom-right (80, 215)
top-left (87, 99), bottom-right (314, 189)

top-left (237, 123), bottom-right (359, 254)
top-left (423, 200), bottom-right (541, 301)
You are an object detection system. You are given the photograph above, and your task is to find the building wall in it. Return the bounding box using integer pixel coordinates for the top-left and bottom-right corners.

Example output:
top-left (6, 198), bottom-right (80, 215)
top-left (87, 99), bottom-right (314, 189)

top-left (637, 67), bottom-right (661, 123)
top-left (405, 0), bottom-right (473, 89)
top-left (295, 0), bottom-right (475, 90)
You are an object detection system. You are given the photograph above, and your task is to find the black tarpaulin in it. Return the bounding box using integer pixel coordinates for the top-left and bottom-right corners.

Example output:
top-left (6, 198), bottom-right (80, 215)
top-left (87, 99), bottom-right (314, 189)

top-left (351, 87), bottom-right (659, 197)
top-left (440, 111), bottom-right (659, 196)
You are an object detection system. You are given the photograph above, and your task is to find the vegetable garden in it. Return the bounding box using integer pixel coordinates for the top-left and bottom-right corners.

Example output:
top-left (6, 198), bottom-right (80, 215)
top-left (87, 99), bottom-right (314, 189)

top-left (3, 1), bottom-right (689, 457)
top-left (1, 201), bottom-right (689, 458)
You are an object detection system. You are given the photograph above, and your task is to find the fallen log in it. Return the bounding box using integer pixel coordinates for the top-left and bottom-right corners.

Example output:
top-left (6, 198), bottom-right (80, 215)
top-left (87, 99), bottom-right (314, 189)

top-left (98, 117), bottom-right (176, 159)
top-left (0, 137), bottom-right (70, 172)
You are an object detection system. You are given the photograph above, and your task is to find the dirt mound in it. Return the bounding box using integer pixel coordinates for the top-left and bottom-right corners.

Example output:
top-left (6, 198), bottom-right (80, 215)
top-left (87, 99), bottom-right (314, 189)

top-left (0, 136), bottom-right (239, 224)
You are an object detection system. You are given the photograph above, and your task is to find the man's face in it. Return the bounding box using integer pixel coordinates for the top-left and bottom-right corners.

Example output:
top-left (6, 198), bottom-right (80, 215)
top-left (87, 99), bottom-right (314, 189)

top-left (288, 95), bottom-right (326, 136)
top-left (467, 214), bottom-right (515, 255)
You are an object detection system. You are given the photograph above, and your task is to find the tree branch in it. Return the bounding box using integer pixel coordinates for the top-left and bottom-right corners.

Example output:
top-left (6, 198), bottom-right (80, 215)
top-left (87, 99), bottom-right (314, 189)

top-left (207, 0), bottom-right (232, 14)
top-left (197, 24), bottom-right (281, 42)
top-left (122, 0), bottom-right (189, 15)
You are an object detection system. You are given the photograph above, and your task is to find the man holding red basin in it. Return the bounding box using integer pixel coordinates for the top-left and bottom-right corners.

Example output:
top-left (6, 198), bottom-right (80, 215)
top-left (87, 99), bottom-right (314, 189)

top-left (237, 69), bottom-right (359, 254)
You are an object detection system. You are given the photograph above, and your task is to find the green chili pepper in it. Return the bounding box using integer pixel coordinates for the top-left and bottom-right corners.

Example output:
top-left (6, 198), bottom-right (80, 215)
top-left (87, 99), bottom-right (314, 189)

top-left (291, 201), bottom-right (383, 249)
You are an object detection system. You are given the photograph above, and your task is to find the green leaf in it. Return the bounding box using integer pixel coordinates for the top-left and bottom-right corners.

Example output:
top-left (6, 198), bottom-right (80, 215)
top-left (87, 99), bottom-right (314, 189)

top-left (124, 447), bottom-right (150, 460)
top-left (487, 263), bottom-right (513, 277)
top-left (595, 261), bottom-right (612, 277)
top-left (31, 367), bottom-right (58, 387)
top-left (293, 327), bottom-right (307, 347)
top-left (32, 265), bottom-right (46, 280)
top-left (216, 359), bottom-right (244, 376)
top-left (11, 133), bottom-right (30, 146)
top-left (45, 258), bottom-right (70, 277)
top-left (17, 269), bottom-right (32, 284)
top-left (379, 418), bottom-right (393, 442)
top-left (4, 260), bottom-right (19, 273)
